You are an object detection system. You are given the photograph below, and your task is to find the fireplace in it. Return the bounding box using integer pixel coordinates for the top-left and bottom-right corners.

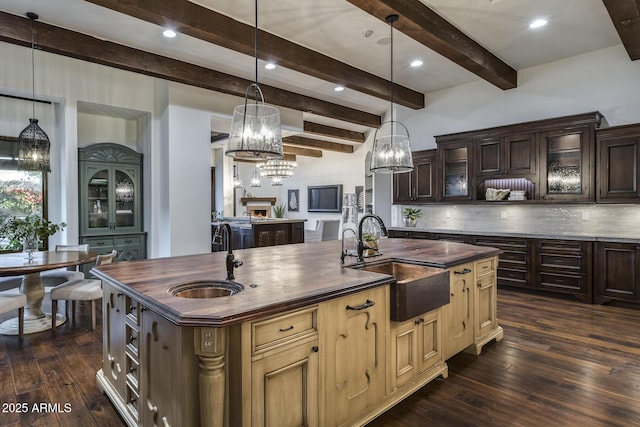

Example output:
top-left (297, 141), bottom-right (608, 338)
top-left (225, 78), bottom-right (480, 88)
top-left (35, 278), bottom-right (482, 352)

top-left (241, 197), bottom-right (277, 218)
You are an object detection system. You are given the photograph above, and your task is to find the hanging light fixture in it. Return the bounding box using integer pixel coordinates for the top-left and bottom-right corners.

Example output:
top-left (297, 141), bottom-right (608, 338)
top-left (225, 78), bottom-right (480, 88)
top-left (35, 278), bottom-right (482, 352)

top-left (226, 0), bottom-right (283, 160)
top-left (257, 158), bottom-right (297, 179)
top-left (233, 163), bottom-right (243, 188)
top-left (270, 176), bottom-right (283, 186)
top-left (17, 12), bottom-right (51, 173)
top-left (250, 164), bottom-right (261, 187)
top-left (369, 14), bottom-right (413, 174)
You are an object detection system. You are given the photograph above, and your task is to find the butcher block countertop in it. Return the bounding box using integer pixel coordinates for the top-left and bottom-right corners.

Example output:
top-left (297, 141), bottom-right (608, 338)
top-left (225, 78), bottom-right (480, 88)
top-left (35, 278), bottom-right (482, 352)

top-left (92, 238), bottom-right (501, 327)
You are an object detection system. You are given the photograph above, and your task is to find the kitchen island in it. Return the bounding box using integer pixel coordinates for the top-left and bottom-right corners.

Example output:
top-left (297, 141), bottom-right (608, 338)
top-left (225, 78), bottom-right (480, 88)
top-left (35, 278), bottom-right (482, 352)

top-left (94, 238), bottom-right (502, 427)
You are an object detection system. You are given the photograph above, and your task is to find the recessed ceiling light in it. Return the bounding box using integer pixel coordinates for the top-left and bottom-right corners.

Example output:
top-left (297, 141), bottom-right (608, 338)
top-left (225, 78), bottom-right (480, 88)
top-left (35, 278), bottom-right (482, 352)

top-left (264, 62), bottom-right (276, 70)
top-left (334, 86), bottom-right (345, 92)
top-left (163, 29), bottom-right (177, 38)
top-left (363, 29), bottom-right (374, 38)
top-left (529, 19), bottom-right (547, 29)
top-left (410, 59), bottom-right (423, 68)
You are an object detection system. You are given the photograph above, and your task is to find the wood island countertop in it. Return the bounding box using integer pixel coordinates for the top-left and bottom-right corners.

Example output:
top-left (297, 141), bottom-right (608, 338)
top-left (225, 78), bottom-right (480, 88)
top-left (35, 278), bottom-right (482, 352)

top-left (92, 238), bottom-right (501, 327)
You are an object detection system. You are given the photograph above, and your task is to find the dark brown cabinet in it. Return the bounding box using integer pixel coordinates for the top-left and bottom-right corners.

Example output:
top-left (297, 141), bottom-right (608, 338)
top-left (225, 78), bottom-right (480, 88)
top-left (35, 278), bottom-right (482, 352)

top-left (539, 125), bottom-right (595, 201)
top-left (535, 239), bottom-right (592, 303)
top-left (594, 242), bottom-right (640, 304)
top-left (596, 124), bottom-right (640, 202)
top-left (476, 133), bottom-right (537, 178)
top-left (393, 150), bottom-right (436, 204)
top-left (437, 141), bottom-right (473, 201)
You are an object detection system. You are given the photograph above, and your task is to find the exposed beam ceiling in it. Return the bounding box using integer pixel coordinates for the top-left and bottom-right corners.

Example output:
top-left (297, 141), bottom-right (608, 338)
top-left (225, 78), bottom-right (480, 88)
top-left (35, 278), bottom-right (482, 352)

top-left (283, 136), bottom-right (354, 154)
top-left (303, 122), bottom-right (366, 143)
top-left (84, 0), bottom-right (425, 110)
top-left (347, 0), bottom-right (518, 90)
top-left (602, 0), bottom-right (640, 60)
top-left (283, 145), bottom-right (323, 158)
top-left (0, 11), bottom-right (381, 128)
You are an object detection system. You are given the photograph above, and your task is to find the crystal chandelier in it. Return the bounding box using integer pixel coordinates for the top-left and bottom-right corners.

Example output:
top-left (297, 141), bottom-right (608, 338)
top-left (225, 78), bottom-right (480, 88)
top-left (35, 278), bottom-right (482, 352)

top-left (257, 158), bottom-right (297, 179)
top-left (17, 12), bottom-right (51, 173)
top-left (270, 176), bottom-right (283, 186)
top-left (226, 0), bottom-right (283, 160)
top-left (370, 15), bottom-right (413, 174)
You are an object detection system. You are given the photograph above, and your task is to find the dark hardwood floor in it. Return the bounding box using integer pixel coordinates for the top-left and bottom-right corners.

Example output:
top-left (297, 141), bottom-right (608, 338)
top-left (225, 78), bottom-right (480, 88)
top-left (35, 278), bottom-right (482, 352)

top-left (1, 289), bottom-right (639, 426)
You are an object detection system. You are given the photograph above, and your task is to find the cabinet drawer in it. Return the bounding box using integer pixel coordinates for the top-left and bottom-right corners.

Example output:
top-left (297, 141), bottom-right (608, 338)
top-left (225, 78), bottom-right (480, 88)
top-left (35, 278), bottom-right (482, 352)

top-left (475, 237), bottom-right (529, 250)
top-left (537, 240), bottom-right (586, 252)
top-left (125, 352), bottom-right (139, 391)
top-left (125, 297), bottom-right (140, 325)
top-left (497, 267), bottom-right (529, 287)
top-left (539, 253), bottom-right (584, 271)
top-left (252, 306), bottom-right (318, 355)
top-left (84, 237), bottom-right (115, 249)
top-left (125, 384), bottom-right (139, 423)
top-left (499, 251), bottom-right (529, 265)
top-left (476, 258), bottom-right (497, 276)
top-left (115, 235), bottom-right (142, 247)
top-left (538, 272), bottom-right (584, 292)
top-left (125, 323), bottom-right (139, 357)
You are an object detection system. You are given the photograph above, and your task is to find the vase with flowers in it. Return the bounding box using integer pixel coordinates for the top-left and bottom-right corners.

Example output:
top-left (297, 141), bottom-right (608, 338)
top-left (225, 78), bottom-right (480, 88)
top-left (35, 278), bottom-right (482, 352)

top-left (0, 215), bottom-right (66, 259)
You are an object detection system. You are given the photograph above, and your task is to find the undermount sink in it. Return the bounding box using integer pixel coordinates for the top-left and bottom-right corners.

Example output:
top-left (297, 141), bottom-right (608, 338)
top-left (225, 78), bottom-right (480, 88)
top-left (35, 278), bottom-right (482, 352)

top-left (170, 280), bottom-right (244, 298)
top-left (354, 261), bottom-right (450, 321)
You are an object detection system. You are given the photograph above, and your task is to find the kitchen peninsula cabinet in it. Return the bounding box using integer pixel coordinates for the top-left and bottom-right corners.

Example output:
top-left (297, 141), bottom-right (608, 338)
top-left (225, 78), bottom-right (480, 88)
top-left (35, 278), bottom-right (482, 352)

top-left (535, 240), bottom-right (592, 303)
top-left (393, 149), bottom-right (436, 204)
top-left (594, 242), bottom-right (640, 304)
top-left (596, 124), bottom-right (640, 202)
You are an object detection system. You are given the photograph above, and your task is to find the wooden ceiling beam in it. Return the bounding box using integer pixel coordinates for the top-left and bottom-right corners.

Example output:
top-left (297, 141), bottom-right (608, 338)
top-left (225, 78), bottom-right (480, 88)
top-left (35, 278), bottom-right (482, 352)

top-left (602, 0), bottom-right (640, 60)
top-left (283, 145), bottom-right (323, 158)
top-left (303, 122), bottom-right (366, 143)
top-left (283, 136), bottom-right (354, 154)
top-left (347, 0), bottom-right (518, 90)
top-left (0, 11), bottom-right (381, 128)
top-left (84, 0), bottom-right (425, 109)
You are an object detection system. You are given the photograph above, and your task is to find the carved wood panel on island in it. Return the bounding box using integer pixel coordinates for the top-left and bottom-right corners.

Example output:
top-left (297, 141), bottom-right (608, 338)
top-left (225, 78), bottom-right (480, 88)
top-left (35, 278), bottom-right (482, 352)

top-left (95, 239), bottom-right (503, 427)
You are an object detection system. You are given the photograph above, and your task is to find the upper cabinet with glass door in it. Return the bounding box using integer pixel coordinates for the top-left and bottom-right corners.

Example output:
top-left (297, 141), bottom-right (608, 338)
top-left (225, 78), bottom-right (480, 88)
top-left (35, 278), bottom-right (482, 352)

top-left (79, 144), bottom-right (142, 236)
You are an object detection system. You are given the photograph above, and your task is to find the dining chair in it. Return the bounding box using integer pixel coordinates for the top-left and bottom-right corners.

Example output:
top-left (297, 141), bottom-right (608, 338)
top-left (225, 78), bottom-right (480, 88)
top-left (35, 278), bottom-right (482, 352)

top-left (0, 291), bottom-right (27, 339)
top-left (41, 244), bottom-right (90, 289)
top-left (50, 249), bottom-right (117, 331)
top-left (304, 220), bottom-right (324, 243)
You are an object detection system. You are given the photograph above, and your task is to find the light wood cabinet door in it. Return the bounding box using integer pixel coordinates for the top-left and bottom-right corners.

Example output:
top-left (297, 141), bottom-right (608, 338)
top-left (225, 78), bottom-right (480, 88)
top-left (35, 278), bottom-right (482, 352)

top-left (390, 308), bottom-right (443, 392)
top-left (102, 283), bottom-right (126, 399)
top-left (322, 286), bottom-right (388, 426)
top-left (442, 262), bottom-right (475, 360)
top-left (251, 340), bottom-right (319, 427)
top-left (475, 269), bottom-right (497, 340)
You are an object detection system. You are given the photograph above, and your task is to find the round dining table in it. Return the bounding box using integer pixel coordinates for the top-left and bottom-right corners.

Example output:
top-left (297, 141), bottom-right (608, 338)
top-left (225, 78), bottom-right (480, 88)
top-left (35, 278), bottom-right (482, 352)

top-left (0, 249), bottom-right (98, 335)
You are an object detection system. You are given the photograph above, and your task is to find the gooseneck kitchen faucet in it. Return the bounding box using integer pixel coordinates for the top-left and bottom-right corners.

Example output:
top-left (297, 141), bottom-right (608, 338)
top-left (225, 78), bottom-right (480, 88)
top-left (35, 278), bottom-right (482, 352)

top-left (213, 222), bottom-right (243, 280)
top-left (356, 214), bottom-right (388, 263)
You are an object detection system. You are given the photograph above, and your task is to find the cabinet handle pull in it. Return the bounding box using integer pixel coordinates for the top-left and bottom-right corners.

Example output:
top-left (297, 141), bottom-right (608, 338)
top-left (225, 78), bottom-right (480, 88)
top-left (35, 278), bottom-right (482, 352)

top-left (415, 319), bottom-right (421, 325)
top-left (346, 299), bottom-right (375, 311)
top-left (129, 367), bottom-right (136, 373)
top-left (312, 346), bottom-right (319, 353)
top-left (279, 325), bottom-right (294, 332)
top-left (117, 293), bottom-right (123, 297)
top-left (147, 400), bottom-right (157, 413)
top-left (454, 268), bottom-right (472, 275)
top-left (129, 336), bottom-right (137, 343)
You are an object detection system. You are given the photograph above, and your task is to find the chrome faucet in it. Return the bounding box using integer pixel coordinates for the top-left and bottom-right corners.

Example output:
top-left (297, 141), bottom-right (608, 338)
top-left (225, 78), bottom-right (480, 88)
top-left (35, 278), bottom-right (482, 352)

top-left (357, 214), bottom-right (388, 263)
top-left (340, 227), bottom-right (357, 264)
top-left (213, 222), bottom-right (243, 280)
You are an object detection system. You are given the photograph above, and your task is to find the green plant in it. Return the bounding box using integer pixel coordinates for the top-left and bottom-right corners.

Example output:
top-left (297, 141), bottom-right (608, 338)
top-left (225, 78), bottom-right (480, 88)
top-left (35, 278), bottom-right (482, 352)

top-left (273, 203), bottom-right (286, 218)
top-left (401, 207), bottom-right (422, 221)
top-left (362, 233), bottom-right (377, 242)
top-left (0, 215), bottom-right (66, 250)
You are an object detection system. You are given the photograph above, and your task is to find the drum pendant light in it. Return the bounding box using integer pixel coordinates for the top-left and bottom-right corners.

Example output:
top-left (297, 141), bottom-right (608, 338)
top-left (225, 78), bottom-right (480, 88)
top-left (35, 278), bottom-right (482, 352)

top-left (226, 0), bottom-right (283, 160)
top-left (17, 12), bottom-right (51, 173)
top-left (369, 14), bottom-right (413, 174)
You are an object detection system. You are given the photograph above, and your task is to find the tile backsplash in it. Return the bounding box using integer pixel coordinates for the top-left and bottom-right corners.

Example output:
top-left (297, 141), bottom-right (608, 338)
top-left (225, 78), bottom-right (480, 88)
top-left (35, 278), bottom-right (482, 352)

top-left (393, 204), bottom-right (640, 239)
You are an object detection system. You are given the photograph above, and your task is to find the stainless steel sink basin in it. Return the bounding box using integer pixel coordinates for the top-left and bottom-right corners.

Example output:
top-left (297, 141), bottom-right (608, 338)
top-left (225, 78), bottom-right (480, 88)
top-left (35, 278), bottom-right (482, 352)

top-left (355, 261), bottom-right (450, 321)
top-left (170, 280), bottom-right (244, 298)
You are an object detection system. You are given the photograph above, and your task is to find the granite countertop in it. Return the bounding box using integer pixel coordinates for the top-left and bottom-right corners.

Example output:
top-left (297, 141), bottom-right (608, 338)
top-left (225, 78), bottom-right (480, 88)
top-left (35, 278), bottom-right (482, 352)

top-left (389, 226), bottom-right (640, 244)
top-left (92, 238), bottom-right (500, 327)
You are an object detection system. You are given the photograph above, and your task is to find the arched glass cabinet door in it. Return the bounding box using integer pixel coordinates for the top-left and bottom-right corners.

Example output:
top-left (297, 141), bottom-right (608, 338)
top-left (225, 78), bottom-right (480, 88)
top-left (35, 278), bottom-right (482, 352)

top-left (86, 167), bottom-right (111, 232)
top-left (114, 169), bottom-right (135, 229)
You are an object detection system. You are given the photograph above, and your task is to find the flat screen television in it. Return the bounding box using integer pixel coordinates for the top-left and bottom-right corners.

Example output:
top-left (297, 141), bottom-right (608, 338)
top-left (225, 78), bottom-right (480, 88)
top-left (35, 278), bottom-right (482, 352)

top-left (307, 184), bottom-right (343, 213)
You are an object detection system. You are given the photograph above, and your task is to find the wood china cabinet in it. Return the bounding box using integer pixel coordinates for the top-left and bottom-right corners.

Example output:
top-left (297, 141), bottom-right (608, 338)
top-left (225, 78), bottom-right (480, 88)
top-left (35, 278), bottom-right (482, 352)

top-left (438, 141), bottom-right (473, 201)
top-left (79, 143), bottom-right (146, 271)
top-left (596, 124), bottom-right (640, 202)
top-left (476, 133), bottom-right (537, 178)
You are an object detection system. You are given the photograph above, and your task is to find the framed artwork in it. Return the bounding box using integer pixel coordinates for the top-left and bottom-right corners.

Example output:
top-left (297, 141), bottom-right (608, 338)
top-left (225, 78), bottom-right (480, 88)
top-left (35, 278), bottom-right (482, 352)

top-left (288, 189), bottom-right (299, 212)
